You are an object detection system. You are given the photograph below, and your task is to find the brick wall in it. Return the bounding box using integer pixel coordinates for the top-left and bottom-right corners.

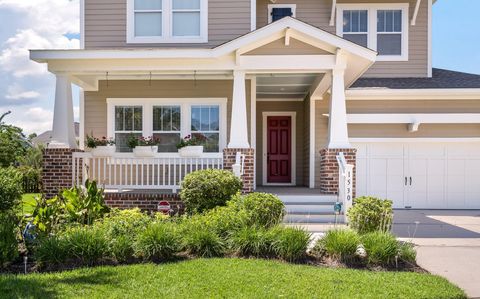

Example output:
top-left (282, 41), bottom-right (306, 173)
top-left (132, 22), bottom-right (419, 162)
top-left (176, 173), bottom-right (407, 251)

top-left (42, 148), bottom-right (84, 199)
top-left (223, 148), bottom-right (255, 193)
top-left (105, 192), bottom-right (183, 214)
top-left (319, 148), bottom-right (357, 196)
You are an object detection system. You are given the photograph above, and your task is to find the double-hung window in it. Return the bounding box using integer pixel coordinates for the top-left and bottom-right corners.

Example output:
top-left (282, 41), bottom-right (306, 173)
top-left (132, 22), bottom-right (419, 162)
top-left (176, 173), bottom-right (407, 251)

top-left (114, 106), bottom-right (143, 152)
top-left (108, 99), bottom-right (226, 154)
top-left (337, 4), bottom-right (408, 61)
top-left (127, 0), bottom-right (208, 43)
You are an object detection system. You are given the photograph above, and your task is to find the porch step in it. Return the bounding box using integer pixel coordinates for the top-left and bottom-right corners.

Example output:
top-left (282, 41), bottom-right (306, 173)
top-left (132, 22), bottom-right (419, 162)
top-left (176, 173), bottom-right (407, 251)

top-left (284, 213), bottom-right (344, 224)
top-left (279, 194), bottom-right (343, 223)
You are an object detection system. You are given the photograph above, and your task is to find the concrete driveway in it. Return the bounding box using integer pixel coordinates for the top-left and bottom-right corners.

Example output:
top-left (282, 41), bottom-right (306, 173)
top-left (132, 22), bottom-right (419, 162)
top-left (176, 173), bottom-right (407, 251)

top-left (393, 210), bottom-right (480, 298)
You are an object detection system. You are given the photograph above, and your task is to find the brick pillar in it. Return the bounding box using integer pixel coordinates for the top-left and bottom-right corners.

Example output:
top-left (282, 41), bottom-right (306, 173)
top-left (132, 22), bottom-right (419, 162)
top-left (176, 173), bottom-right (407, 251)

top-left (223, 148), bottom-right (255, 193)
top-left (42, 148), bottom-right (83, 199)
top-left (319, 148), bottom-right (357, 197)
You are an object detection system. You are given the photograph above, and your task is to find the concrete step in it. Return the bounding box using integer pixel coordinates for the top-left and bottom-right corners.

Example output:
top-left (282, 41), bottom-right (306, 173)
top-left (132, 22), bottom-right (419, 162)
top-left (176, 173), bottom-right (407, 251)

top-left (279, 195), bottom-right (337, 203)
top-left (284, 213), bottom-right (345, 224)
top-left (285, 204), bottom-right (336, 214)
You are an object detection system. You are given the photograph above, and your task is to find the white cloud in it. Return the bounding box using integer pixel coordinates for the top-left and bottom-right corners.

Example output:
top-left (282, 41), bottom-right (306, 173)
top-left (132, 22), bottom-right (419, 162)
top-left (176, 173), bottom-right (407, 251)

top-left (9, 107), bottom-right (53, 135)
top-left (5, 84), bottom-right (40, 100)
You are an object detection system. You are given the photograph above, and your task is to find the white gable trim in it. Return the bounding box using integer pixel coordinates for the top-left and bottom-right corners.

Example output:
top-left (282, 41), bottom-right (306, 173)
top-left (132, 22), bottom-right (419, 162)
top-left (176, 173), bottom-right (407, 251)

top-left (346, 88), bottom-right (480, 100)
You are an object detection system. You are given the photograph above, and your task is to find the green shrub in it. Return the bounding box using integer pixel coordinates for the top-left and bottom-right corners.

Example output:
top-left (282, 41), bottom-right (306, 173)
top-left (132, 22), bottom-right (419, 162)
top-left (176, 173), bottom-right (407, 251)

top-left (27, 195), bottom-right (64, 236)
top-left (202, 205), bottom-right (248, 237)
top-left (347, 196), bottom-right (393, 234)
top-left (0, 213), bottom-right (18, 267)
top-left (0, 167), bottom-right (23, 213)
top-left (135, 223), bottom-right (180, 261)
top-left (181, 218), bottom-right (225, 258)
top-left (271, 227), bottom-right (310, 262)
top-left (34, 236), bottom-right (68, 265)
top-left (64, 227), bottom-right (109, 265)
top-left (361, 231), bottom-right (399, 266)
top-left (230, 226), bottom-right (275, 258)
top-left (398, 242), bottom-right (417, 264)
top-left (230, 193), bottom-right (285, 228)
top-left (109, 235), bottom-right (135, 263)
top-left (180, 169), bottom-right (242, 214)
top-left (62, 180), bottom-right (110, 225)
top-left (318, 229), bottom-right (360, 262)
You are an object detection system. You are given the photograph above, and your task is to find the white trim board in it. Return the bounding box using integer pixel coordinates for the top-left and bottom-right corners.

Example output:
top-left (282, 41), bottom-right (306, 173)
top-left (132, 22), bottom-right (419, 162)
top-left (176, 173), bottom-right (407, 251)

top-left (262, 111), bottom-right (297, 186)
top-left (350, 138), bottom-right (480, 143)
top-left (346, 88), bottom-right (480, 100)
top-left (346, 113), bottom-right (480, 124)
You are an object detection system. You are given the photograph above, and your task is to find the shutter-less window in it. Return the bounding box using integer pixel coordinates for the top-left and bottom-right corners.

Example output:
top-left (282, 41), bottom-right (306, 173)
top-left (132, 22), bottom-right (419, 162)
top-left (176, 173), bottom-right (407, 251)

top-left (342, 10), bottom-right (368, 47)
top-left (377, 10), bottom-right (402, 55)
top-left (271, 8), bottom-right (293, 22)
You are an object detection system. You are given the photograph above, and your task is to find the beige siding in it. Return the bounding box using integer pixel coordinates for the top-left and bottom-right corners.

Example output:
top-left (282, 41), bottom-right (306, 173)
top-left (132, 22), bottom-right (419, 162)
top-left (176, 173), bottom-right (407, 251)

top-left (245, 38), bottom-right (331, 55)
top-left (255, 101), bottom-right (306, 186)
top-left (84, 0), bottom-right (251, 49)
top-left (84, 79), bottom-right (251, 144)
top-left (313, 98), bottom-right (480, 187)
top-left (256, 0), bottom-right (428, 78)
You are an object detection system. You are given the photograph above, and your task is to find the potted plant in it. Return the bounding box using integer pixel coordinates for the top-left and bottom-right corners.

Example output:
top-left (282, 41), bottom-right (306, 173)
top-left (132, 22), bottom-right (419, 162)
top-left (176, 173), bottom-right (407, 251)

top-left (128, 135), bottom-right (160, 157)
top-left (176, 134), bottom-right (205, 157)
top-left (85, 135), bottom-right (116, 157)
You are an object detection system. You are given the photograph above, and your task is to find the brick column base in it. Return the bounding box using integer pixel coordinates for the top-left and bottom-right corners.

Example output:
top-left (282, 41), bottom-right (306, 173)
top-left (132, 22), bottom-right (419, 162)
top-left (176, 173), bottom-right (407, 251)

top-left (42, 148), bottom-right (84, 199)
top-left (223, 148), bottom-right (255, 193)
top-left (319, 148), bottom-right (357, 196)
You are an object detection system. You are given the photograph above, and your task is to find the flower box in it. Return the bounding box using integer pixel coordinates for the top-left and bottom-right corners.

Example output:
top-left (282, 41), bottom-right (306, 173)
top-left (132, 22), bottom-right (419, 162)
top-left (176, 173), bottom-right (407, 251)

top-left (178, 145), bottom-right (204, 157)
top-left (133, 146), bottom-right (158, 157)
top-left (91, 145), bottom-right (116, 157)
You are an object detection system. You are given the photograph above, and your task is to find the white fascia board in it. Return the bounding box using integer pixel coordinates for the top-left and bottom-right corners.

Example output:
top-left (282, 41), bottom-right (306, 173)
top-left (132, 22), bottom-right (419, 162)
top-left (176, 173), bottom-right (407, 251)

top-left (346, 88), bottom-right (480, 100)
top-left (347, 113), bottom-right (480, 124)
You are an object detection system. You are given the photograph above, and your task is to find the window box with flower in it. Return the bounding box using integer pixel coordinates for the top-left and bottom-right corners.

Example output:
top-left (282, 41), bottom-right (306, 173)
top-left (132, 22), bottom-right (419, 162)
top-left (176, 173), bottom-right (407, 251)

top-left (127, 135), bottom-right (160, 157)
top-left (176, 135), bottom-right (206, 157)
top-left (86, 135), bottom-right (116, 157)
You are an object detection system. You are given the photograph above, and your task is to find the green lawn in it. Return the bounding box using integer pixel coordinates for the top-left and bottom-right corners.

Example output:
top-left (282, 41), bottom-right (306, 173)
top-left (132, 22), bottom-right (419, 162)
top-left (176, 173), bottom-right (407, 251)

top-left (0, 258), bottom-right (465, 299)
top-left (21, 193), bottom-right (40, 215)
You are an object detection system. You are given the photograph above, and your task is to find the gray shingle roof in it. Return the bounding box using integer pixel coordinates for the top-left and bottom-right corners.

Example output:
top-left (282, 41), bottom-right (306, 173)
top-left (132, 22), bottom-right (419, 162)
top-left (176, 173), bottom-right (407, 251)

top-left (350, 68), bottom-right (480, 89)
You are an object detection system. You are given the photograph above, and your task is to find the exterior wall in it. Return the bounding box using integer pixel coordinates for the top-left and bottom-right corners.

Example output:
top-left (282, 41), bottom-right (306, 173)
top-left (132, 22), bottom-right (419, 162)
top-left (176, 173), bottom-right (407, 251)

top-left (42, 149), bottom-right (83, 199)
top-left (319, 148), bottom-right (356, 196)
top-left (223, 148), bottom-right (255, 193)
top-left (245, 38), bottom-right (331, 55)
top-left (255, 101), bottom-right (306, 186)
top-left (314, 98), bottom-right (480, 187)
top-left (84, 79), bottom-right (251, 144)
top-left (256, 0), bottom-right (429, 78)
top-left (84, 0), bottom-right (251, 49)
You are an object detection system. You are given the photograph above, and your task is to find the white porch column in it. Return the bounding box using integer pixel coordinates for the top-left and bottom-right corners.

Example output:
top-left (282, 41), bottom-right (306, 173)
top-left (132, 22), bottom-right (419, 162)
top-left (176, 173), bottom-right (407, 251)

top-left (49, 74), bottom-right (77, 149)
top-left (228, 70), bottom-right (250, 148)
top-left (327, 68), bottom-right (351, 148)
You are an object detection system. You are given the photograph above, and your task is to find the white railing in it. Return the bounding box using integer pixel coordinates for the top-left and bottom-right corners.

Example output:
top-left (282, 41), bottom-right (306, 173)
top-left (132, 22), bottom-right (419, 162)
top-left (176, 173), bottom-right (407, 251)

top-left (336, 152), bottom-right (354, 222)
top-left (72, 152), bottom-right (223, 192)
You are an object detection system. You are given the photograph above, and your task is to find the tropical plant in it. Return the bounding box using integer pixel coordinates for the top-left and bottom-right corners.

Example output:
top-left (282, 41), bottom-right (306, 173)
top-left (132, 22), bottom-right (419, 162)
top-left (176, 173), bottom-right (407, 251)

top-left (347, 196), bottom-right (394, 234)
top-left (85, 135), bottom-right (115, 148)
top-left (26, 195), bottom-right (64, 235)
top-left (62, 180), bottom-right (110, 225)
top-left (316, 229), bottom-right (360, 262)
top-left (18, 144), bottom-right (43, 170)
top-left (180, 169), bottom-right (242, 214)
top-left (0, 167), bottom-right (23, 213)
top-left (230, 193), bottom-right (285, 228)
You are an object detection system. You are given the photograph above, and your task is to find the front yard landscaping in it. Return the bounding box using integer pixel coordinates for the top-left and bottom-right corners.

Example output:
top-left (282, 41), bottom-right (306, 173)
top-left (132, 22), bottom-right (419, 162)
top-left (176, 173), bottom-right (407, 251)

top-left (0, 258), bottom-right (465, 299)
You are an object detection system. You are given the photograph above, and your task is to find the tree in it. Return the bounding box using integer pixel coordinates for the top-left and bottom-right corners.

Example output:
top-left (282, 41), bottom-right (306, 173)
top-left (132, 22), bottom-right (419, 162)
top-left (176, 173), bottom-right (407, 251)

top-left (0, 112), bottom-right (29, 167)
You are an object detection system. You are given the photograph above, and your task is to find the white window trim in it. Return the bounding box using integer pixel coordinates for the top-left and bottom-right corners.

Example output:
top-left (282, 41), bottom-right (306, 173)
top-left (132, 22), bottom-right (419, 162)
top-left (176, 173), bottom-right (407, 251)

top-left (336, 3), bottom-right (409, 61)
top-left (107, 98), bottom-right (227, 152)
top-left (268, 4), bottom-right (296, 24)
top-left (126, 0), bottom-right (208, 44)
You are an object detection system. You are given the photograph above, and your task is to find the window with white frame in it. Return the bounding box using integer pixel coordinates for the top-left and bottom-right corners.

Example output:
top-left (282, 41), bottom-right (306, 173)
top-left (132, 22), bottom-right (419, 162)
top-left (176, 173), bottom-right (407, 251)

top-left (337, 4), bottom-right (408, 61)
top-left (127, 0), bottom-right (208, 43)
top-left (114, 106), bottom-right (143, 152)
top-left (153, 106), bottom-right (181, 152)
top-left (191, 105), bottom-right (220, 152)
top-left (108, 99), bottom-right (226, 154)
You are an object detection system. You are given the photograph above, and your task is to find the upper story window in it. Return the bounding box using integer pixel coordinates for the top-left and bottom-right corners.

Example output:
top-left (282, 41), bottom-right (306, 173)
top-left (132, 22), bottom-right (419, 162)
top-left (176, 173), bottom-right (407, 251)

top-left (337, 4), bottom-right (408, 61)
top-left (127, 0), bottom-right (208, 44)
top-left (268, 4), bottom-right (296, 23)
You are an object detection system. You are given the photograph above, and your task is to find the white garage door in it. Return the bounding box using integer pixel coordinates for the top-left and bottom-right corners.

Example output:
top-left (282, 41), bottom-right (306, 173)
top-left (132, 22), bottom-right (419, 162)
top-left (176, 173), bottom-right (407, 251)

top-left (354, 142), bottom-right (480, 209)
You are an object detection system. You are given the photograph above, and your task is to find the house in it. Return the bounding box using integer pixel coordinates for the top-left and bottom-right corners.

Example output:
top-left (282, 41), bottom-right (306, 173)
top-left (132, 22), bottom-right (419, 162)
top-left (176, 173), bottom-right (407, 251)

top-left (31, 122), bottom-right (80, 147)
top-left (30, 0), bottom-right (480, 221)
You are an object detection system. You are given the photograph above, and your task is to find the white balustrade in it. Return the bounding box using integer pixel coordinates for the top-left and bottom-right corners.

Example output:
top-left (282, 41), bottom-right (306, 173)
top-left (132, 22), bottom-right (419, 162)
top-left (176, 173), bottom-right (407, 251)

top-left (72, 152), bottom-right (223, 193)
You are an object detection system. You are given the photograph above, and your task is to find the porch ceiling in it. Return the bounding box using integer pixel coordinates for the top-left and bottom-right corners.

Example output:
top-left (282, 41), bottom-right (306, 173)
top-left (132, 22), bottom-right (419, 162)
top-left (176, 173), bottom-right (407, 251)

top-left (256, 73), bottom-right (320, 100)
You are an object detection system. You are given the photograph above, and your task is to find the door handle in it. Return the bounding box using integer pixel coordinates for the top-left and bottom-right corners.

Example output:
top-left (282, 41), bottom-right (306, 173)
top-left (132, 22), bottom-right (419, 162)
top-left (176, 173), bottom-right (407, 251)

top-left (405, 177), bottom-right (407, 186)
top-left (410, 177), bottom-right (412, 186)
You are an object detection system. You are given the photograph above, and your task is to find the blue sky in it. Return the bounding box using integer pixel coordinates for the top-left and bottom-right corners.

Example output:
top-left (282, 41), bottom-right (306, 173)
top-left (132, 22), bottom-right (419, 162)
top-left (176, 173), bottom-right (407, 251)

top-left (0, 0), bottom-right (478, 135)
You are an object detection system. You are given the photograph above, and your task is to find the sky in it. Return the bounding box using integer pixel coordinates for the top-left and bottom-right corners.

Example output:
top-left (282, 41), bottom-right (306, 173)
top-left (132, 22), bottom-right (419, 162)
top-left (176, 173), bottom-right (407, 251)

top-left (0, 0), bottom-right (479, 135)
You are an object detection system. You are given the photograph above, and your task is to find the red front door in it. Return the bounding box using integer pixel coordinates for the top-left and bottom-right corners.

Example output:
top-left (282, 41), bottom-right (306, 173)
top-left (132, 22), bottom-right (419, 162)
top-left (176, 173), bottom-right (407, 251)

top-left (267, 116), bottom-right (292, 183)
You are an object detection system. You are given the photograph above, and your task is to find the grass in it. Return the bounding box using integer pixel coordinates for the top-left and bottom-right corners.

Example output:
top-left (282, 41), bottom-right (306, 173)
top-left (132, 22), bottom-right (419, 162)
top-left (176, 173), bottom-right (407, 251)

top-left (21, 193), bottom-right (40, 215)
top-left (0, 258), bottom-right (465, 299)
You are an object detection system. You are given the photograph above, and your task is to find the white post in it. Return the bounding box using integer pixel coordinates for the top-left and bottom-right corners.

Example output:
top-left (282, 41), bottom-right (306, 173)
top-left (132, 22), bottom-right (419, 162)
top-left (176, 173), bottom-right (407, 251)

top-left (228, 70), bottom-right (250, 148)
top-left (49, 74), bottom-right (77, 149)
top-left (327, 67), bottom-right (350, 149)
